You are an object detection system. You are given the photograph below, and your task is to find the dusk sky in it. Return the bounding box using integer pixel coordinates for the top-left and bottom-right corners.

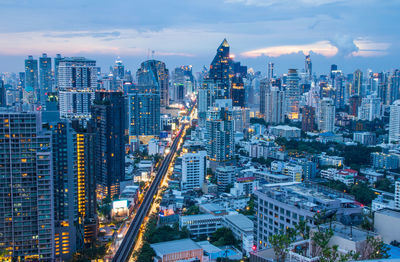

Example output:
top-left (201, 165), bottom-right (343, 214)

top-left (0, 0), bottom-right (399, 75)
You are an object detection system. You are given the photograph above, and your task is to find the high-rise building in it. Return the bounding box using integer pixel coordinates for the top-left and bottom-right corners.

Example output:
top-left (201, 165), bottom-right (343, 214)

top-left (333, 72), bottom-right (345, 109)
top-left (259, 78), bottom-right (269, 116)
top-left (285, 69), bottom-right (300, 120)
top-left (301, 106), bottom-right (315, 132)
top-left (264, 86), bottom-right (285, 124)
top-left (389, 100), bottom-right (400, 143)
top-left (57, 57), bottom-right (97, 119)
top-left (49, 122), bottom-right (82, 260)
top-left (230, 75), bottom-right (245, 108)
top-left (206, 99), bottom-right (234, 168)
top-left (57, 57), bottom-right (97, 91)
top-left (113, 57), bottom-right (125, 80)
top-left (128, 91), bottom-right (160, 138)
top-left (318, 98), bottom-right (335, 132)
top-left (136, 60), bottom-right (169, 107)
top-left (388, 70), bottom-right (400, 104)
top-left (209, 39), bottom-right (231, 98)
top-left (216, 166), bottom-right (236, 192)
top-left (0, 80), bottom-right (6, 107)
top-left (358, 95), bottom-right (382, 121)
top-left (349, 95), bottom-right (362, 117)
top-left (0, 111), bottom-right (54, 260)
top-left (353, 69), bottom-right (363, 96)
top-left (305, 55), bottom-right (312, 79)
top-left (181, 151), bottom-right (207, 190)
top-left (59, 90), bottom-right (95, 119)
top-left (91, 91), bottom-right (126, 198)
top-left (267, 62), bottom-right (274, 80)
top-left (54, 54), bottom-right (63, 89)
top-left (24, 55), bottom-right (39, 104)
top-left (39, 53), bottom-right (52, 103)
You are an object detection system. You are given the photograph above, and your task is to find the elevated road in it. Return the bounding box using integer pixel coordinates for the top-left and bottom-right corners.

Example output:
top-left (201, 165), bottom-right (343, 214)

top-left (112, 105), bottom-right (194, 261)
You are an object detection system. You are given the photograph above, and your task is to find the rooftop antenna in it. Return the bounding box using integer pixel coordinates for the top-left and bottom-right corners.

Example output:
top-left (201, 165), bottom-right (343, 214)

top-left (152, 50), bottom-right (155, 59)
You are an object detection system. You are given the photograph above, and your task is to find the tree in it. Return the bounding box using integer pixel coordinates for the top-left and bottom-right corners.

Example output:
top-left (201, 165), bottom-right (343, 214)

top-left (375, 178), bottom-right (395, 193)
top-left (240, 196), bottom-right (255, 216)
top-left (133, 243), bottom-right (156, 262)
top-left (269, 228), bottom-right (296, 262)
top-left (183, 205), bottom-right (200, 215)
top-left (210, 227), bottom-right (237, 246)
top-left (350, 182), bottom-right (376, 205)
top-left (363, 236), bottom-right (390, 259)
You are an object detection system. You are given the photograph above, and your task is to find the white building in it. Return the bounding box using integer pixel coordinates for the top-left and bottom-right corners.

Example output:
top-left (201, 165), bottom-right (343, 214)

top-left (179, 214), bottom-right (223, 237)
top-left (269, 125), bottom-right (301, 139)
top-left (223, 214), bottom-right (254, 256)
top-left (318, 98), bottom-right (335, 132)
top-left (358, 94), bottom-right (382, 121)
top-left (396, 180), bottom-right (400, 210)
top-left (148, 138), bottom-right (159, 156)
top-left (264, 86), bottom-right (285, 124)
top-left (389, 100), bottom-right (400, 143)
top-left (59, 90), bottom-right (95, 119)
top-left (181, 151), bottom-right (207, 190)
top-left (374, 209), bottom-right (400, 244)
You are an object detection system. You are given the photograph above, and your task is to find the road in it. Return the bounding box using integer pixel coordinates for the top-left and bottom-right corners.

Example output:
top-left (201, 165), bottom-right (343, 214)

top-left (111, 104), bottom-right (194, 262)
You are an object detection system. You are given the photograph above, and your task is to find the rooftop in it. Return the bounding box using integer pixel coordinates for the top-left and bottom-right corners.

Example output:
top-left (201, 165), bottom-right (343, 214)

top-left (376, 208), bottom-right (400, 219)
top-left (180, 214), bottom-right (221, 222)
top-left (256, 182), bottom-right (358, 213)
top-left (150, 239), bottom-right (202, 255)
top-left (224, 214), bottom-right (253, 232)
top-left (318, 222), bottom-right (378, 242)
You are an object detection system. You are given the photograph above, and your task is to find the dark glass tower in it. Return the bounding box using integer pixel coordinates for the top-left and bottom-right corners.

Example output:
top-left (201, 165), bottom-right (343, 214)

top-left (24, 55), bottom-right (39, 103)
top-left (91, 91), bottom-right (126, 199)
top-left (136, 60), bottom-right (169, 107)
top-left (39, 53), bottom-right (52, 104)
top-left (209, 39), bottom-right (231, 98)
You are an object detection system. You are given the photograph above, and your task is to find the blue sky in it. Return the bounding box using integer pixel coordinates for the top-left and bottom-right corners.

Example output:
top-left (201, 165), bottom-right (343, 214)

top-left (0, 0), bottom-right (399, 75)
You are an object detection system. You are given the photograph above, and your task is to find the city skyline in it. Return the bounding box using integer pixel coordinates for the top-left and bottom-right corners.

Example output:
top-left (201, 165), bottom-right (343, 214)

top-left (0, 0), bottom-right (399, 74)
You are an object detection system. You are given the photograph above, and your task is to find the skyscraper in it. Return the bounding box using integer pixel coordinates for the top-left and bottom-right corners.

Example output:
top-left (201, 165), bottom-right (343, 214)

top-left (301, 106), bottom-right (315, 132)
top-left (57, 57), bottom-right (97, 91)
top-left (0, 111), bottom-right (54, 260)
top-left (91, 91), bottom-right (126, 199)
top-left (128, 90), bottom-right (160, 139)
top-left (230, 75), bottom-right (245, 108)
top-left (49, 122), bottom-right (82, 260)
top-left (267, 62), bottom-right (274, 80)
top-left (264, 86), bottom-right (285, 124)
top-left (358, 95), bottom-right (382, 121)
top-left (0, 80), bottom-right (6, 107)
top-left (54, 54), bottom-right (63, 89)
top-left (39, 53), bottom-right (52, 103)
top-left (209, 39), bottom-right (231, 98)
top-left (57, 57), bottom-right (97, 119)
top-left (285, 69), bottom-right (300, 120)
top-left (24, 55), bottom-right (39, 104)
top-left (353, 69), bottom-right (363, 96)
top-left (318, 98), bottom-right (335, 132)
top-left (136, 60), bottom-right (169, 107)
top-left (389, 100), bottom-right (400, 143)
top-left (113, 57), bottom-right (125, 79)
top-left (259, 78), bottom-right (269, 117)
top-left (206, 99), bottom-right (234, 170)
top-left (305, 54), bottom-right (312, 79)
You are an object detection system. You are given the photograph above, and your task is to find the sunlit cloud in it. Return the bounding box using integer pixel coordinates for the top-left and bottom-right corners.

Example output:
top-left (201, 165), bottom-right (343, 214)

top-left (352, 38), bottom-right (390, 57)
top-left (241, 41), bottom-right (338, 58)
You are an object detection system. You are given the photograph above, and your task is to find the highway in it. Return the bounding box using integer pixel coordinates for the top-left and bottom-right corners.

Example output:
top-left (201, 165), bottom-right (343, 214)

top-left (112, 105), bottom-right (194, 262)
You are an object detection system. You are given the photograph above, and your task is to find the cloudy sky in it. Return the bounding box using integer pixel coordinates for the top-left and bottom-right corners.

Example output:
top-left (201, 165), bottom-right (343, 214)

top-left (0, 0), bottom-right (399, 75)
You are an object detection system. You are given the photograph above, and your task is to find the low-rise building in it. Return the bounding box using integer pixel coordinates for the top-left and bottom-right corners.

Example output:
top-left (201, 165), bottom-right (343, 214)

top-left (223, 214), bottom-right (254, 256)
top-left (374, 208), bottom-right (400, 244)
top-left (371, 152), bottom-right (399, 170)
top-left (269, 125), bottom-right (301, 139)
top-left (318, 153), bottom-right (344, 167)
top-left (353, 132), bottom-right (376, 145)
top-left (254, 182), bottom-right (363, 250)
top-left (179, 214), bottom-right (223, 238)
top-left (230, 177), bottom-right (259, 197)
top-left (150, 238), bottom-right (203, 262)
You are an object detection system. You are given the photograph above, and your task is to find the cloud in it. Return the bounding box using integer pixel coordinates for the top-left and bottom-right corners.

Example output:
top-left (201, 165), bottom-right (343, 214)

top-left (43, 31), bottom-right (121, 39)
top-left (224, 0), bottom-right (345, 7)
top-left (329, 35), bottom-right (359, 56)
top-left (352, 38), bottom-right (390, 57)
top-left (241, 41), bottom-right (338, 58)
